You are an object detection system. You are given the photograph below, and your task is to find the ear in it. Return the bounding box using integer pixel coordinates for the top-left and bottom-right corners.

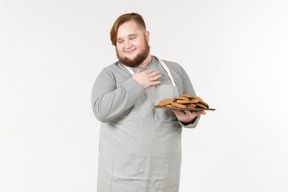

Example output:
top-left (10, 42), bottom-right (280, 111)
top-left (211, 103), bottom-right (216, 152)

top-left (145, 31), bottom-right (150, 42)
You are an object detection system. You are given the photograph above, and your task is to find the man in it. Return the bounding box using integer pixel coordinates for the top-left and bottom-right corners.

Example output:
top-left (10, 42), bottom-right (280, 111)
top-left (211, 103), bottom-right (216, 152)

top-left (92, 12), bottom-right (206, 192)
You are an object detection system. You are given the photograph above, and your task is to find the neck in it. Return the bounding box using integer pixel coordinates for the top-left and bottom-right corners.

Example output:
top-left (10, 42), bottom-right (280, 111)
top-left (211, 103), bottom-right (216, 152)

top-left (138, 54), bottom-right (152, 68)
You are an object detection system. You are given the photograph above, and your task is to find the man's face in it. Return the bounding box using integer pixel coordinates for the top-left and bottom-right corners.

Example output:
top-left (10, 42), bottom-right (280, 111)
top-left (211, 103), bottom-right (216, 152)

top-left (116, 21), bottom-right (150, 67)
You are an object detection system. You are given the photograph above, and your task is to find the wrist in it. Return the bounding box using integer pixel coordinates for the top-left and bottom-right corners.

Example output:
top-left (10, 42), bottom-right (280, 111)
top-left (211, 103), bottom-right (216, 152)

top-left (180, 117), bottom-right (196, 125)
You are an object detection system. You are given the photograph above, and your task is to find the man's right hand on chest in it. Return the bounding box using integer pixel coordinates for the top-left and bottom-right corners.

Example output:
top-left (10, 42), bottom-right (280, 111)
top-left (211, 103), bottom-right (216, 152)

top-left (132, 68), bottom-right (161, 89)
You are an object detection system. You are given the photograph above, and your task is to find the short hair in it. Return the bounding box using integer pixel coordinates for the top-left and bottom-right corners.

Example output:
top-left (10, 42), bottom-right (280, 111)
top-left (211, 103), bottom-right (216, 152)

top-left (110, 13), bottom-right (146, 46)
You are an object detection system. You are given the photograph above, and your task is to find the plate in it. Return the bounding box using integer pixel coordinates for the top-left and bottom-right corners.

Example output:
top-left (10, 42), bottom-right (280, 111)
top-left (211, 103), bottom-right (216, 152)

top-left (154, 105), bottom-right (216, 111)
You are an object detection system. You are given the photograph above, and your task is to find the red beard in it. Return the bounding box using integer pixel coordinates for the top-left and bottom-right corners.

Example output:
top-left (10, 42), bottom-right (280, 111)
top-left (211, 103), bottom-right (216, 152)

top-left (116, 40), bottom-right (150, 67)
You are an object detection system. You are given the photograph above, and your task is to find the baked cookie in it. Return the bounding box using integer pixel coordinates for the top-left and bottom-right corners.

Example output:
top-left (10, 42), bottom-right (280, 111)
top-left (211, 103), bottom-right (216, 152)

top-left (176, 100), bottom-right (195, 104)
top-left (157, 98), bottom-right (173, 106)
top-left (171, 102), bottom-right (187, 108)
top-left (174, 96), bottom-right (189, 100)
top-left (198, 101), bottom-right (209, 108)
top-left (186, 104), bottom-right (197, 108)
top-left (196, 103), bottom-right (208, 109)
top-left (190, 98), bottom-right (203, 103)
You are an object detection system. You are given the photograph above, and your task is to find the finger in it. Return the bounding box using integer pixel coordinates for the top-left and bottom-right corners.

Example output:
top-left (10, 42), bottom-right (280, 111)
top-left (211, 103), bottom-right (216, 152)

top-left (193, 110), bottom-right (206, 116)
top-left (184, 110), bottom-right (205, 118)
top-left (136, 69), bottom-right (140, 73)
top-left (183, 110), bottom-right (191, 115)
top-left (150, 81), bottom-right (161, 85)
top-left (149, 71), bottom-right (160, 77)
top-left (171, 109), bottom-right (179, 115)
top-left (198, 110), bottom-right (207, 115)
top-left (151, 74), bottom-right (161, 81)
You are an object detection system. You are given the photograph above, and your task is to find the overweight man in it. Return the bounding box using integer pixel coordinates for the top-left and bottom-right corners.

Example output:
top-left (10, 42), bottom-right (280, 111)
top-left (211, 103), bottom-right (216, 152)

top-left (92, 12), bottom-right (206, 192)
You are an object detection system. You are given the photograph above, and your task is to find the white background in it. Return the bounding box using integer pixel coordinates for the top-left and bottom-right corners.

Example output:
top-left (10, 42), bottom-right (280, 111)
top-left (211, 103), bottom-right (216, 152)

top-left (1, 0), bottom-right (288, 191)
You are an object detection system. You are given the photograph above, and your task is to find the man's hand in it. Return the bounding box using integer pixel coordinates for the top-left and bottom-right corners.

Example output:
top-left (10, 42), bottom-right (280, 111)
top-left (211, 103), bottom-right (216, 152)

top-left (132, 68), bottom-right (161, 89)
top-left (171, 109), bottom-right (206, 124)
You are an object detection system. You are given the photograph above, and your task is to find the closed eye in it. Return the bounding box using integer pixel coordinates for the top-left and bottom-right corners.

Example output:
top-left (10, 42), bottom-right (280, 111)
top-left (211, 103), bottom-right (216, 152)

top-left (129, 35), bottom-right (137, 40)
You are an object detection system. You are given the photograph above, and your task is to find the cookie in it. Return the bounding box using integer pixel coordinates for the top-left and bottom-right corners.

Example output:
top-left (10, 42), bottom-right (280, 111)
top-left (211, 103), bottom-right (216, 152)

top-left (190, 98), bottom-right (203, 103)
top-left (174, 96), bottom-right (189, 100)
top-left (196, 103), bottom-right (208, 109)
top-left (157, 98), bottom-right (173, 106)
top-left (186, 104), bottom-right (197, 108)
top-left (176, 100), bottom-right (195, 104)
top-left (198, 101), bottom-right (209, 108)
top-left (171, 102), bottom-right (187, 108)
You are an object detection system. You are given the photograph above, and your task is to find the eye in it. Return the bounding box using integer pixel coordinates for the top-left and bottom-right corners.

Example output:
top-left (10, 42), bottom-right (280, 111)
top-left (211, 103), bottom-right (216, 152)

top-left (117, 40), bottom-right (124, 44)
top-left (129, 36), bottom-right (136, 40)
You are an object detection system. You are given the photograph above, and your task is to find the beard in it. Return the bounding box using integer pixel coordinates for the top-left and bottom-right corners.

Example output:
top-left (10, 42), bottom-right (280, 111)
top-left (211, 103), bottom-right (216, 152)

top-left (116, 39), bottom-right (150, 67)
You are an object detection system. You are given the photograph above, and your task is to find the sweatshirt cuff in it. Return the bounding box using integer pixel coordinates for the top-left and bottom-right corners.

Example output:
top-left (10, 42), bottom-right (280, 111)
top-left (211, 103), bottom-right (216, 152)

top-left (179, 115), bottom-right (201, 128)
top-left (122, 77), bottom-right (145, 98)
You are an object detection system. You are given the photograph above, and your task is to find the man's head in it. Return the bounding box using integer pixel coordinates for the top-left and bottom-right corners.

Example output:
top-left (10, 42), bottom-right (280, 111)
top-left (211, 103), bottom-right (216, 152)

top-left (110, 13), bottom-right (150, 67)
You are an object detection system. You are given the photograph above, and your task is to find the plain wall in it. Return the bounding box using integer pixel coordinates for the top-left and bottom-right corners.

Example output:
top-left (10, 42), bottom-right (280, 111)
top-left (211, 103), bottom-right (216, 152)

top-left (1, 0), bottom-right (288, 191)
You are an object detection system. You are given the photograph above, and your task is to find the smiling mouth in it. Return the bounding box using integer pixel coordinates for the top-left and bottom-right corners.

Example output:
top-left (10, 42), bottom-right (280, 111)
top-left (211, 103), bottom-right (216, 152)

top-left (125, 49), bottom-right (136, 54)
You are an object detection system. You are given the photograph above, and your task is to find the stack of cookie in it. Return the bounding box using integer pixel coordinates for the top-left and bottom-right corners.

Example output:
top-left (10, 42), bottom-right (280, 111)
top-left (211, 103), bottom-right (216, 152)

top-left (156, 94), bottom-right (210, 109)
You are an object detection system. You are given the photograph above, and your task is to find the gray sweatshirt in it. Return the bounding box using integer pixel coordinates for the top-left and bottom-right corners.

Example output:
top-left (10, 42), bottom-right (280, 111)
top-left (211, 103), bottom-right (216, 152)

top-left (91, 56), bottom-right (200, 128)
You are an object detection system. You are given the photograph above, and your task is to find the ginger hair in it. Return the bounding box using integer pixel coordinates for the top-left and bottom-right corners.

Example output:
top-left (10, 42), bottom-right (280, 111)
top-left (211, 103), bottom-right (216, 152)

top-left (110, 13), bottom-right (146, 46)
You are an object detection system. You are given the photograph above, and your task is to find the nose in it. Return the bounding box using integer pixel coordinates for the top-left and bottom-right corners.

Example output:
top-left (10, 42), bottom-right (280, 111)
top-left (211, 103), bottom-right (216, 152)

top-left (125, 40), bottom-right (132, 49)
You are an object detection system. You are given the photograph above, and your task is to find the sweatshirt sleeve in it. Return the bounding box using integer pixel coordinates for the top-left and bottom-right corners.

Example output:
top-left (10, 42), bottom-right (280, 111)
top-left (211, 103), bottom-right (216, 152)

top-left (177, 64), bottom-right (201, 128)
top-left (91, 68), bottom-right (145, 123)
